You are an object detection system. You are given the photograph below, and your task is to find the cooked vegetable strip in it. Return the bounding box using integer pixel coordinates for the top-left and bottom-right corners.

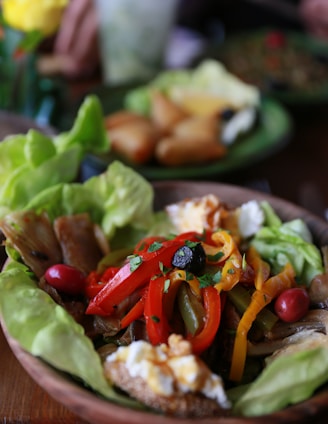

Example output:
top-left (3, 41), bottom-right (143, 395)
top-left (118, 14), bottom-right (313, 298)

top-left (204, 229), bottom-right (235, 264)
top-left (215, 250), bottom-right (243, 293)
top-left (189, 286), bottom-right (222, 355)
top-left (120, 287), bottom-right (148, 329)
top-left (144, 275), bottom-right (170, 345)
top-left (178, 283), bottom-right (206, 336)
top-left (86, 239), bottom-right (185, 316)
top-left (229, 262), bottom-right (296, 382)
top-left (246, 246), bottom-right (270, 290)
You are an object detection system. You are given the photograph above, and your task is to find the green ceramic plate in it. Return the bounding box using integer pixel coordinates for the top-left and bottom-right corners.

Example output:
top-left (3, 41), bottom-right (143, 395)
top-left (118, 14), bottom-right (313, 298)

top-left (81, 86), bottom-right (292, 181)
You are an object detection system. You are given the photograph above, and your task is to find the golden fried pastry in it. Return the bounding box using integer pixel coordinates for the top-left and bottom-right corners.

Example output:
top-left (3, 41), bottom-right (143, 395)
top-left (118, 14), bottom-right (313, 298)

top-left (155, 136), bottom-right (227, 167)
top-left (150, 91), bottom-right (189, 134)
top-left (173, 115), bottom-right (220, 143)
top-left (109, 120), bottom-right (160, 165)
top-left (104, 110), bottom-right (149, 130)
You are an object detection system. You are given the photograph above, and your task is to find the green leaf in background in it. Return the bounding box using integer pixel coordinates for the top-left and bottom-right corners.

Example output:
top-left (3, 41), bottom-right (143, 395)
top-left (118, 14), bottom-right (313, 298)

top-left (0, 95), bottom-right (110, 219)
top-left (0, 146), bottom-right (82, 215)
top-left (54, 95), bottom-right (109, 155)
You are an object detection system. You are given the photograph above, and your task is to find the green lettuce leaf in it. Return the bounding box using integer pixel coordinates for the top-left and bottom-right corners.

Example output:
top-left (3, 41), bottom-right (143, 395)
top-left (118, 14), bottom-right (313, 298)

top-left (0, 146), bottom-right (81, 216)
top-left (251, 204), bottom-right (324, 285)
top-left (233, 346), bottom-right (328, 416)
top-left (0, 263), bottom-right (139, 408)
top-left (24, 161), bottom-right (156, 241)
top-left (54, 95), bottom-right (109, 155)
top-left (0, 95), bottom-right (109, 219)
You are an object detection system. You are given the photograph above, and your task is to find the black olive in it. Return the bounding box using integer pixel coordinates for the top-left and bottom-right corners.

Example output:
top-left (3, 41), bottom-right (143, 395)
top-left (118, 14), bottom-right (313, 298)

top-left (221, 108), bottom-right (235, 121)
top-left (172, 242), bottom-right (206, 275)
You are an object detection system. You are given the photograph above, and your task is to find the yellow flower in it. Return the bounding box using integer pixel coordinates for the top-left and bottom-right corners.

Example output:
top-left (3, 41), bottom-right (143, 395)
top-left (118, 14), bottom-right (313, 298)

top-left (2, 0), bottom-right (68, 36)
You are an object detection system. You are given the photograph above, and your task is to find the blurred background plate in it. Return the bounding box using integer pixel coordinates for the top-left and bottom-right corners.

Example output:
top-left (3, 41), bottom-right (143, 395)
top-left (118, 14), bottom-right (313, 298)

top-left (198, 29), bottom-right (328, 105)
top-left (80, 84), bottom-right (292, 181)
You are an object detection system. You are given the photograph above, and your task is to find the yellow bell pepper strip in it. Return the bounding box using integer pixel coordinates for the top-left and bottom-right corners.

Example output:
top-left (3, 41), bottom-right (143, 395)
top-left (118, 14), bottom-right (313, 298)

top-left (120, 287), bottom-right (148, 329)
top-left (86, 238), bottom-right (185, 316)
top-left (188, 286), bottom-right (222, 355)
top-left (203, 229), bottom-right (235, 264)
top-left (144, 275), bottom-right (170, 345)
top-left (246, 246), bottom-right (270, 290)
top-left (229, 262), bottom-right (296, 382)
top-left (214, 249), bottom-right (243, 293)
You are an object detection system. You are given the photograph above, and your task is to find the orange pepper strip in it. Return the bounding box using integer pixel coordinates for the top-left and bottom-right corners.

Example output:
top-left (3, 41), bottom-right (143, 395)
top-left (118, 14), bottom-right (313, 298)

top-left (214, 249), bottom-right (243, 294)
top-left (229, 262), bottom-right (296, 382)
top-left (203, 230), bottom-right (235, 264)
top-left (246, 246), bottom-right (271, 290)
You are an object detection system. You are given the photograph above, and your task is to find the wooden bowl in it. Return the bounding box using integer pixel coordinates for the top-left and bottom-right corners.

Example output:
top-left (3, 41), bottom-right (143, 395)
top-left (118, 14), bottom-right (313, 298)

top-left (2, 181), bottom-right (328, 424)
top-left (0, 110), bottom-right (56, 140)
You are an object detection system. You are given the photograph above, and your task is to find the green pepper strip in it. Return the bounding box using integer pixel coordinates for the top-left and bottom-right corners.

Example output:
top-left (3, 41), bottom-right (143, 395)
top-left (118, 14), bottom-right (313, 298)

top-left (177, 282), bottom-right (205, 336)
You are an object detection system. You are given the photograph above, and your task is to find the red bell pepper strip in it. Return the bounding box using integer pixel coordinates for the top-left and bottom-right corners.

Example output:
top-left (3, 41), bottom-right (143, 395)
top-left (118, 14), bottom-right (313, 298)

top-left (120, 287), bottom-right (148, 329)
top-left (189, 286), bottom-right (222, 355)
top-left (84, 267), bottom-right (120, 299)
top-left (133, 236), bottom-right (167, 255)
top-left (144, 275), bottom-right (170, 345)
top-left (86, 239), bottom-right (184, 316)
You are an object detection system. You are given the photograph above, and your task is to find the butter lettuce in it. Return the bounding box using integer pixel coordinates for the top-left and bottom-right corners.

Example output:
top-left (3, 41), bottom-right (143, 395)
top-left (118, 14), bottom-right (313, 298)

top-left (233, 346), bottom-right (328, 416)
top-left (251, 201), bottom-right (324, 285)
top-left (0, 95), bottom-right (109, 218)
top-left (24, 160), bottom-right (156, 243)
top-left (0, 262), bottom-right (139, 408)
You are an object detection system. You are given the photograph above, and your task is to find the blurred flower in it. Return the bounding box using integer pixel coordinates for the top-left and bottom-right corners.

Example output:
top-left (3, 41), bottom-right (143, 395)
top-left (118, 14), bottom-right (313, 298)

top-left (1, 0), bottom-right (68, 54)
top-left (2, 0), bottom-right (68, 36)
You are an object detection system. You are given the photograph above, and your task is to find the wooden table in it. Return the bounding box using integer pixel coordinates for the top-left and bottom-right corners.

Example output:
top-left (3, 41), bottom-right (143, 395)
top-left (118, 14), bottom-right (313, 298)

top-left (1, 79), bottom-right (328, 423)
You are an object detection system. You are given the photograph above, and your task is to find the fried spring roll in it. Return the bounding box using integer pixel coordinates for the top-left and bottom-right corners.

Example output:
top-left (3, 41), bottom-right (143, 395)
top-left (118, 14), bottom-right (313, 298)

top-left (109, 120), bottom-right (160, 164)
top-left (155, 137), bottom-right (227, 167)
top-left (151, 91), bottom-right (189, 134)
top-left (173, 115), bottom-right (220, 142)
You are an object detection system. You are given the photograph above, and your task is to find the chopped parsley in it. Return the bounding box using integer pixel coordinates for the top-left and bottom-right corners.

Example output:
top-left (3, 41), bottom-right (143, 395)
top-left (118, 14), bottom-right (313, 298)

top-left (207, 251), bottom-right (225, 262)
top-left (198, 270), bottom-right (222, 288)
top-left (148, 241), bottom-right (163, 253)
top-left (128, 255), bottom-right (143, 272)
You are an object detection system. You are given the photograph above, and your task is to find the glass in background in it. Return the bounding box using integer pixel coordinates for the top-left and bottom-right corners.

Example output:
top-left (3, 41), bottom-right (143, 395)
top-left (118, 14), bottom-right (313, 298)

top-left (94, 0), bottom-right (179, 85)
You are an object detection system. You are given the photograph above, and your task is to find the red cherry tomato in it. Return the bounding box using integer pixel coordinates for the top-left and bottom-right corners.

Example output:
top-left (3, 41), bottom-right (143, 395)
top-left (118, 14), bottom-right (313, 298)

top-left (274, 287), bottom-right (310, 323)
top-left (45, 264), bottom-right (86, 296)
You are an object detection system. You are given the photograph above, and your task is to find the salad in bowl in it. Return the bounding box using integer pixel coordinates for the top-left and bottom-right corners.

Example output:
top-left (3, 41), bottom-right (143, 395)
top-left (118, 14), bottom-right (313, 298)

top-left (0, 97), bottom-right (328, 423)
